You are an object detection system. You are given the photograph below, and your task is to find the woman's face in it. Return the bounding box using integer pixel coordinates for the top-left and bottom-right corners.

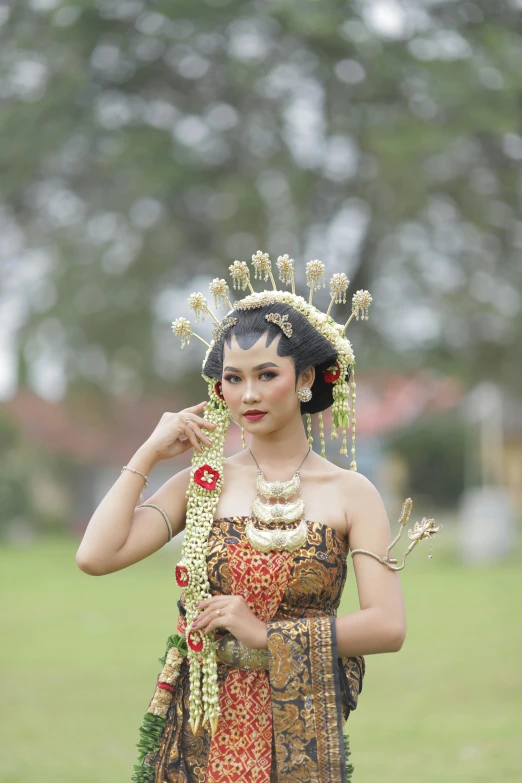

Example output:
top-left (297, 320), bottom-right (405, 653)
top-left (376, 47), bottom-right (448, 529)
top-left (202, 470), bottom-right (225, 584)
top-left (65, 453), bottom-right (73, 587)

top-left (221, 331), bottom-right (313, 432)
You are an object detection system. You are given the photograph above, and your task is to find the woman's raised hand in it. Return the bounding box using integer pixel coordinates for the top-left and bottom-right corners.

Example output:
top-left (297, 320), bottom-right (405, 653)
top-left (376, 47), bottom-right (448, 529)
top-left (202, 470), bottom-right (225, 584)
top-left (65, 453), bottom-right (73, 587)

top-left (143, 401), bottom-right (217, 461)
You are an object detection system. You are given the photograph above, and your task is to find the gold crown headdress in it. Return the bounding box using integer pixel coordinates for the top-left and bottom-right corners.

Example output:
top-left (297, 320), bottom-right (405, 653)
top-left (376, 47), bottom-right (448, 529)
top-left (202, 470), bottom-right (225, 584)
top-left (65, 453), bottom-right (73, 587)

top-left (167, 251), bottom-right (439, 739)
top-left (172, 255), bottom-right (370, 463)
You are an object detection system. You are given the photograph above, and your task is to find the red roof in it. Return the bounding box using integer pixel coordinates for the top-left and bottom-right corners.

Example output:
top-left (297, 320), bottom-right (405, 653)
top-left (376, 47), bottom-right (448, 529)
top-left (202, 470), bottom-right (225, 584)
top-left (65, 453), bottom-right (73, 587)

top-left (346, 369), bottom-right (465, 437)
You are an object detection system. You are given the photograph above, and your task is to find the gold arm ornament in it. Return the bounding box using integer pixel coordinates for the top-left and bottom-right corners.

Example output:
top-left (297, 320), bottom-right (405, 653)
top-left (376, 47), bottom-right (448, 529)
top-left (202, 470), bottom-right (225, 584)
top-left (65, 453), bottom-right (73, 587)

top-left (350, 498), bottom-right (443, 571)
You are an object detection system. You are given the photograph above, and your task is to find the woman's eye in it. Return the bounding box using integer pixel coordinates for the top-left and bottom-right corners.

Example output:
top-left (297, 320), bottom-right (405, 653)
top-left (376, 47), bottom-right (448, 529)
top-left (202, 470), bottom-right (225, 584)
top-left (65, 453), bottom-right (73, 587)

top-left (223, 372), bottom-right (276, 383)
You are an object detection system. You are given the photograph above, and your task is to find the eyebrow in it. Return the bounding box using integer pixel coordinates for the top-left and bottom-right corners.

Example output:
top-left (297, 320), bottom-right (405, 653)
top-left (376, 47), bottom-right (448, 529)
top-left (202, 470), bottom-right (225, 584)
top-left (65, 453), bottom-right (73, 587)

top-left (223, 362), bottom-right (280, 372)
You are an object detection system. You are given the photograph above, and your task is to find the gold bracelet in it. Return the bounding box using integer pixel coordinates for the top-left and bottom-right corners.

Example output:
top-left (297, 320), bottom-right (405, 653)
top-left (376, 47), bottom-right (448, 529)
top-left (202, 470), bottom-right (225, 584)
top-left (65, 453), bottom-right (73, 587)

top-left (136, 503), bottom-right (173, 543)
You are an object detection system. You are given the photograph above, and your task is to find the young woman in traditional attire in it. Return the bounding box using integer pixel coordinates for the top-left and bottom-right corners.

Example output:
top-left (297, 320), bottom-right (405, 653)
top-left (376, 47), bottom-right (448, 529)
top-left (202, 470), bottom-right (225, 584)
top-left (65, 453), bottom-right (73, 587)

top-left (76, 253), bottom-right (440, 783)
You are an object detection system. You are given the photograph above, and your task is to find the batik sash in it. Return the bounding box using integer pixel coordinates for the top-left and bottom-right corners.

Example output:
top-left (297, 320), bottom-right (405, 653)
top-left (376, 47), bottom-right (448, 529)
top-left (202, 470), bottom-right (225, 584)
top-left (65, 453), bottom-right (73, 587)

top-left (267, 615), bottom-right (348, 783)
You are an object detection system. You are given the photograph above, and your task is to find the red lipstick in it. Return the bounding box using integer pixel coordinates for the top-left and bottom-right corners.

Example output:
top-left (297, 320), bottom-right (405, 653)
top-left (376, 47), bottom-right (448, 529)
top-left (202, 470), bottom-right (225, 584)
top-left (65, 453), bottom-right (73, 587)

top-left (244, 409), bottom-right (267, 421)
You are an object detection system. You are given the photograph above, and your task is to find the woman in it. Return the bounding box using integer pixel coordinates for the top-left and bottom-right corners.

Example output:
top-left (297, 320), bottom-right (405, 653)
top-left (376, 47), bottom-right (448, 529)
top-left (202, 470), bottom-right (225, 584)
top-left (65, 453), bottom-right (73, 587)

top-left (76, 255), bottom-right (426, 783)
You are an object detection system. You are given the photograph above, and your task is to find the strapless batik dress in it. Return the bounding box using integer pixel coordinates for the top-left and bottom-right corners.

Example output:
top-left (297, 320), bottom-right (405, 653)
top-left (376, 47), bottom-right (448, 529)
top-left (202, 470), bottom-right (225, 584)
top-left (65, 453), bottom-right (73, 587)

top-left (144, 515), bottom-right (365, 783)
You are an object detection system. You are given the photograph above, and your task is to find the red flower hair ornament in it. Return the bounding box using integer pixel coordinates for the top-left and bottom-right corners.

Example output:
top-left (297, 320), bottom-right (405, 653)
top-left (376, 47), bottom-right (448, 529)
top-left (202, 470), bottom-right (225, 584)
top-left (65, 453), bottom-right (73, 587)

top-left (323, 361), bottom-right (341, 383)
top-left (194, 464), bottom-right (220, 491)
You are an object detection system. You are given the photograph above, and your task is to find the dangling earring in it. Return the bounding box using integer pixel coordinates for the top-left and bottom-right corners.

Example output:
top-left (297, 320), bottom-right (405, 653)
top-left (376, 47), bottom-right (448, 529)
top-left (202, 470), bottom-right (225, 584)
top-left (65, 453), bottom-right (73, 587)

top-left (297, 386), bottom-right (312, 402)
top-left (305, 413), bottom-right (313, 446)
top-left (318, 411), bottom-right (326, 458)
top-left (229, 410), bottom-right (247, 449)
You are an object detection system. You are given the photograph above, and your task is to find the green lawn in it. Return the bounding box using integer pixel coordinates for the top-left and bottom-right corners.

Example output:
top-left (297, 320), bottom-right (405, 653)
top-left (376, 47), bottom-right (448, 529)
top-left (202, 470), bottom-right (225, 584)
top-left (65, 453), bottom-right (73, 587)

top-left (1, 529), bottom-right (521, 783)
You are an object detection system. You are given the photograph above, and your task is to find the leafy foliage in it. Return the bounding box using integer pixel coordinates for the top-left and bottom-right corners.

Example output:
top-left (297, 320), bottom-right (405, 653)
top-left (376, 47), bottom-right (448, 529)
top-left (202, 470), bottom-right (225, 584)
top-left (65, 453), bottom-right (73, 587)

top-left (1, 1), bottom-right (521, 401)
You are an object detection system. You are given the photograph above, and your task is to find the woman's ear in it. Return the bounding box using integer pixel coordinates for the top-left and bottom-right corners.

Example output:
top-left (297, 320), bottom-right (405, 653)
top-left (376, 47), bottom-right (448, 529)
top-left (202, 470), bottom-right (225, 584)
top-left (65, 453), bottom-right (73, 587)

top-left (299, 366), bottom-right (315, 389)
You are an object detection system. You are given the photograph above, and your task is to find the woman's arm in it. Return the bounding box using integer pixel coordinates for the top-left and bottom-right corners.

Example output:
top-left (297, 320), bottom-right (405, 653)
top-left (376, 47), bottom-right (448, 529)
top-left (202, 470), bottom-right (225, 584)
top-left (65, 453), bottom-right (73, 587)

top-left (75, 401), bottom-right (216, 576)
top-left (336, 472), bottom-right (407, 657)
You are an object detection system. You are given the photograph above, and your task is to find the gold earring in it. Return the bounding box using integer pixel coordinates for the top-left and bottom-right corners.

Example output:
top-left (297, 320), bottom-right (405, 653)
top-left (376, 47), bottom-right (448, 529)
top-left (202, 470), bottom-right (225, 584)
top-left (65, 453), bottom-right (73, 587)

top-left (297, 386), bottom-right (312, 402)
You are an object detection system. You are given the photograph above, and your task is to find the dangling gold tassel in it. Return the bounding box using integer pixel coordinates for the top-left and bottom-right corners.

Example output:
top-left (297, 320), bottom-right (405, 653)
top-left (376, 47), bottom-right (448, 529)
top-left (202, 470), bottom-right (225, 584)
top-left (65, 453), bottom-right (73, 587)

top-left (241, 427), bottom-right (247, 449)
top-left (306, 413), bottom-right (313, 446)
top-left (318, 411), bottom-right (326, 458)
top-left (350, 364), bottom-right (357, 471)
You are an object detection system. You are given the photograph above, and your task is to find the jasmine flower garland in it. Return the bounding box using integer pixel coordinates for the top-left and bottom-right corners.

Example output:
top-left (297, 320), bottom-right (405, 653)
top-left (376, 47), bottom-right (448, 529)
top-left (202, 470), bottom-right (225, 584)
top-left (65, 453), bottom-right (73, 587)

top-left (177, 379), bottom-right (231, 737)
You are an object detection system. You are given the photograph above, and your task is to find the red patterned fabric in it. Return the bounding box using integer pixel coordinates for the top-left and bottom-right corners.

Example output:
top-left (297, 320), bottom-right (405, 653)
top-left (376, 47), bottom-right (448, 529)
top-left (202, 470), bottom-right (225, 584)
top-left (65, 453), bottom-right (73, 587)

top-left (205, 544), bottom-right (293, 783)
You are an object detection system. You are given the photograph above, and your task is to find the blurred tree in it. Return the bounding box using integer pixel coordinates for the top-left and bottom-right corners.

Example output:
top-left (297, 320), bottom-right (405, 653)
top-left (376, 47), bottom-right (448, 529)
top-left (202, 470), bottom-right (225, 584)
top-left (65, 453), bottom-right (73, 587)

top-left (0, 408), bottom-right (73, 537)
top-left (1, 0), bottom-right (521, 403)
top-left (385, 411), bottom-right (467, 508)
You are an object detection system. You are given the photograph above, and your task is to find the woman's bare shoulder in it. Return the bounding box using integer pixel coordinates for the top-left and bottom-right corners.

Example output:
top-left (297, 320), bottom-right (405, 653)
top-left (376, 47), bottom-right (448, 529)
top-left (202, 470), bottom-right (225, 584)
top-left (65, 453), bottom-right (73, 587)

top-left (317, 460), bottom-right (376, 489)
top-left (332, 466), bottom-right (386, 535)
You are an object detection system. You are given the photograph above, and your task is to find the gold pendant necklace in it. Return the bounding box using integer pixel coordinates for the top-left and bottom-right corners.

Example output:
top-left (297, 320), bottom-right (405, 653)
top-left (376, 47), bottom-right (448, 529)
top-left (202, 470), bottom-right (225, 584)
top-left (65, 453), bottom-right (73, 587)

top-left (245, 446), bottom-right (311, 553)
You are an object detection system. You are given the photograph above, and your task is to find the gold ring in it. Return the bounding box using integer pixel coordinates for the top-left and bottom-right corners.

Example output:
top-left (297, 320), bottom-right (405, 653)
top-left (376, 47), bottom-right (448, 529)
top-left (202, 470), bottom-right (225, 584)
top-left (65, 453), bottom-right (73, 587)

top-left (215, 609), bottom-right (221, 616)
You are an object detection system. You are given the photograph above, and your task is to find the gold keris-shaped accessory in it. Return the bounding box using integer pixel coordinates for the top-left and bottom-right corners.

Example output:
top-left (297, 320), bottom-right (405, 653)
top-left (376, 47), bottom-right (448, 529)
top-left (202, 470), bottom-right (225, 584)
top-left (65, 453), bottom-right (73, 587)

top-left (265, 311), bottom-right (293, 337)
top-left (350, 498), bottom-right (443, 570)
top-left (215, 632), bottom-right (269, 670)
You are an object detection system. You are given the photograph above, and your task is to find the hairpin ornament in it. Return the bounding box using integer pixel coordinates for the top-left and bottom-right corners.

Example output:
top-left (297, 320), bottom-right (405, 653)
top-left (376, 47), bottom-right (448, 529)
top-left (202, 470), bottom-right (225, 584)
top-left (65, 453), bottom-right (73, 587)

top-left (265, 312), bottom-right (293, 337)
top-left (212, 315), bottom-right (238, 342)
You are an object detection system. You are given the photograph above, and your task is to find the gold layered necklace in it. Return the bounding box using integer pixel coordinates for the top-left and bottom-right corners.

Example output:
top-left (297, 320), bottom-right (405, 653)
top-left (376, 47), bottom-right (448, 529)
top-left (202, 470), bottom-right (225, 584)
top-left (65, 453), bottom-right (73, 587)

top-left (245, 446), bottom-right (312, 553)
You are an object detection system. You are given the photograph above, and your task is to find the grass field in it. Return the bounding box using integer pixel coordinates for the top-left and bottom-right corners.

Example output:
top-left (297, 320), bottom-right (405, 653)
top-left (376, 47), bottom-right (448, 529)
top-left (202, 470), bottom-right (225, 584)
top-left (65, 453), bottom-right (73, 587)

top-left (1, 527), bottom-right (521, 783)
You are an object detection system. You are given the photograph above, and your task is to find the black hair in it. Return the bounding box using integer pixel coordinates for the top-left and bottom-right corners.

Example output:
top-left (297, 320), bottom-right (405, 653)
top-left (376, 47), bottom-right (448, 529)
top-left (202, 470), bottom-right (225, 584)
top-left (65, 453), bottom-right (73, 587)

top-left (202, 301), bottom-right (351, 415)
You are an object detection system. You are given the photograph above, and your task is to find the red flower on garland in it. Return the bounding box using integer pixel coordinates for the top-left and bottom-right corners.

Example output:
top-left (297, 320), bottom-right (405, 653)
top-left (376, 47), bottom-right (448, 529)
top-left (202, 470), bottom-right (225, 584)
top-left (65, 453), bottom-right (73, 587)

top-left (324, 362), bottom-right (341, 383)
top-left (176, 564), bottom-right (189, 587)
top-left (187, 630), bottom-right (203, 652)
top-left (214, 381), bottom-right (225, 401)
top-left (194, 464), bottom-right (220, 491)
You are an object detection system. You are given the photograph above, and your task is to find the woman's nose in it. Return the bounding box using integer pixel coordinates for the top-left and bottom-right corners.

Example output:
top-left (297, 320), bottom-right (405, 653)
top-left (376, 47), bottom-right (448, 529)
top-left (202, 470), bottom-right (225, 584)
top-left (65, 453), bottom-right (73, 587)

top-left (242, 381), bottom-right (260, 403)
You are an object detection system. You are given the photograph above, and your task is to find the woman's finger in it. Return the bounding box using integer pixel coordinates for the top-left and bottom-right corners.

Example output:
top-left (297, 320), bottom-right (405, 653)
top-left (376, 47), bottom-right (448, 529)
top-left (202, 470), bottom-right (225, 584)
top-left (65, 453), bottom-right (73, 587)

top-left (184, 421), bottom-right (203, 453)
top-left (189, 421), bottom-right (213, 445)
top-left (202, 618), bottom-right (227, 635)
top-left (186, 401), bottom-right (209, 413)
top-left (193, 414), bottom-right (217, 430)
top-left (195, 600), bottom-right (228, 620)
top-left (198, 420), bottom-right (217, 431)
top-left (183, 402), bottom-right (217, 430)
top-left (184, 418), bottom-right (212, 447)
